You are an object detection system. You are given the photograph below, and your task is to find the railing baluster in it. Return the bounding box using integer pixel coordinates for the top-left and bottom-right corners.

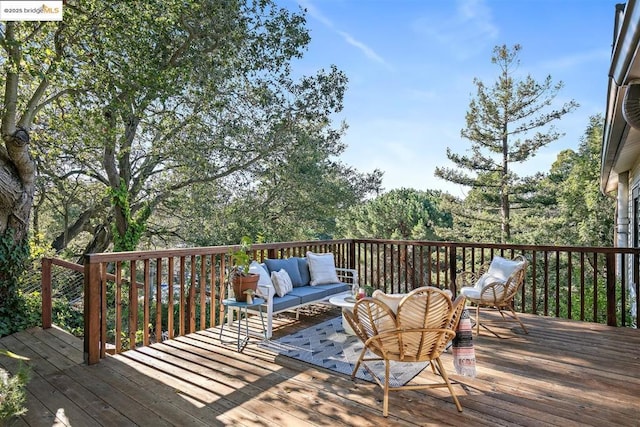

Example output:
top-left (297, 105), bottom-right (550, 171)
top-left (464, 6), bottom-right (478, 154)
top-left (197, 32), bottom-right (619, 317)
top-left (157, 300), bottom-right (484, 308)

top-left (115, 261), bottom-right (122, 353)
top-left (200, 255), bottom-right (206, 331)
top-left (156, 258), bottom-right (162, 343)
top-left (143, 259), bottom-right (150, 346)
top-left (179, 256), bottom-right (185, 337)
top-left (189, 255), bottom-right (196, 333)
top-left (129, 260), bottom-right (137, 351)
top-left (168, 257), bottom-right (174, 339)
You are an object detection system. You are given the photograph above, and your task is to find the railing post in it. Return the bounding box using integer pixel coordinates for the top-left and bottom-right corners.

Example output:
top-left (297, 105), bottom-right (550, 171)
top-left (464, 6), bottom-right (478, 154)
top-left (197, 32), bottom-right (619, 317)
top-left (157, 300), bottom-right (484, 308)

top-left (84, 257), bottom-right (101, 365)
top-left (606, 252), bottom-right (617, 327)
top-left (41, 257), bottom-right (52, 329)
top-left (449, 245), bottom-right (458, 295)
top-left (348, 239), bottom-right (356, 271)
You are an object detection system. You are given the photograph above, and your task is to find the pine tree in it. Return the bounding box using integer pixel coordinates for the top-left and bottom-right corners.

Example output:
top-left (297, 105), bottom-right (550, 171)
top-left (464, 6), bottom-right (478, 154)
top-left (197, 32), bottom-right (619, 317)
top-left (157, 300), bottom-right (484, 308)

top-left (435, 44), bottom-right (578, 242)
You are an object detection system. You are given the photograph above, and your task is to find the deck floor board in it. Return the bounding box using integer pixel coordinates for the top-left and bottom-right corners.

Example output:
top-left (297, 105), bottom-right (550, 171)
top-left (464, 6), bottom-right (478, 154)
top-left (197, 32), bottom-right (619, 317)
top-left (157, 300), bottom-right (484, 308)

top-left (2, 306), bottom-right (640, 426)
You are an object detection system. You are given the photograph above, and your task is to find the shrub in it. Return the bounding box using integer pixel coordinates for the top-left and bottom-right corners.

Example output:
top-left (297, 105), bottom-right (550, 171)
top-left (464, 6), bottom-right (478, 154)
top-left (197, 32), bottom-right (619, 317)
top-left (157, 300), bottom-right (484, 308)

top-left (0, 350), bottom-right (30, 422)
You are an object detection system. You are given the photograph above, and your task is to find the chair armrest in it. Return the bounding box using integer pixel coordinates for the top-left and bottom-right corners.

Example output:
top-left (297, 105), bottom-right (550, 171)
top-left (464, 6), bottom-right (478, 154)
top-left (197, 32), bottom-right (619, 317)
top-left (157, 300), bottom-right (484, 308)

top-left (257, 282), bottom-right (275, 301)
top-left (335, 267), bottom-right (359, 286)
top-left (478, 280), bottom-right (507, 300)
top-left (456, 261), bottom-right (491, 287)
top-left (456, 271), bottom-right (480, 287)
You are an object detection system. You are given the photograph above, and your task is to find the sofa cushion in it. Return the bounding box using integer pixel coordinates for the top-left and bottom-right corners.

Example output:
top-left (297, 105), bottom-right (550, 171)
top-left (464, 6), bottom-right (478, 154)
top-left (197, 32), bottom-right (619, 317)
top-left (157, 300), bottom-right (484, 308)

top-left (460, 287), bottom-right (484, 300)
top-left (313, 282), bottom-right (350, 295)
top-left (297, 257), bottom-right (311, 286)
top-left (306, 251), bottom-right (339, 285)
top-left (271, 269), bottom-right (293, 298)
top-left (265, 258), bottom-right (304, 287)
top-left (288, 286), bottom-right (328, 304)
top-left (271, 294), bottom-right (302, 312)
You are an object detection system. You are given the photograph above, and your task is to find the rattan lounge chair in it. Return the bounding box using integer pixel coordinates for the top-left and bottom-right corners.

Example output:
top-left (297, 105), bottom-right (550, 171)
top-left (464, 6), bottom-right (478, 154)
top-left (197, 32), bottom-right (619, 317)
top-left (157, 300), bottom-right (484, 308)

top-left (457, 255), bottom-right (528, 336)
top-left (344, 287), bottom-right (466, 416)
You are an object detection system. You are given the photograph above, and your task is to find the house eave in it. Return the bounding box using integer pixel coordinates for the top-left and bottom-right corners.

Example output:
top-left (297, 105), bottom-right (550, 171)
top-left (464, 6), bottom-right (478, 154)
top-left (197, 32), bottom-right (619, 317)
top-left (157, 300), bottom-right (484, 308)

top-left (601, 0), bottom-right (640, 193)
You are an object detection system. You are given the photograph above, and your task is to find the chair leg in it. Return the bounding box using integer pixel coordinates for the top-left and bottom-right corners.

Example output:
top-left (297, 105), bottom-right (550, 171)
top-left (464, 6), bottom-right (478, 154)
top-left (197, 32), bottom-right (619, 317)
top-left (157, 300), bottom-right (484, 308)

top-left (504, 305), bottom-right (529, 334)
top-left (351, 347), bottom-right (367, 378)
top-left (435, 357), bottom-right (463, 412)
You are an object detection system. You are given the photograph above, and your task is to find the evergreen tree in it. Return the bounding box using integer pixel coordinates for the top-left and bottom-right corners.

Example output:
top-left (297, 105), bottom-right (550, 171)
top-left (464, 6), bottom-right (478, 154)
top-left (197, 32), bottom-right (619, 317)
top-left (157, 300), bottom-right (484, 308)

top-left (516, 115), bottom-right (614, 246)
top-left (336, 188), bottom-right (452, 240)
top-left (435, 44), bottom-right (578, 242)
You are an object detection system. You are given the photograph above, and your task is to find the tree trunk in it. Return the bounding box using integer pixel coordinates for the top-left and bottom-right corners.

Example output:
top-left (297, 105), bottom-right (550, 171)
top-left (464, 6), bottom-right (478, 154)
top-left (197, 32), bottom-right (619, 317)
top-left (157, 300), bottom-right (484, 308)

top-left (0, 130), bottom-right (35, 334)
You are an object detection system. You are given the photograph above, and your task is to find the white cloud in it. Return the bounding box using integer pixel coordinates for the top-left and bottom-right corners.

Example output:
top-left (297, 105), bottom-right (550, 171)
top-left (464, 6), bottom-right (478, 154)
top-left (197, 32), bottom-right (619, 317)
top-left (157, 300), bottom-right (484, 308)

top-left (297, 0), bottom-right (390, 68)
top-left (336, 30), bottom-right (391, 68)
top-left (412, 0), bottom-right (499, 60)
top-left (297, 0), bottom-right (333, 27)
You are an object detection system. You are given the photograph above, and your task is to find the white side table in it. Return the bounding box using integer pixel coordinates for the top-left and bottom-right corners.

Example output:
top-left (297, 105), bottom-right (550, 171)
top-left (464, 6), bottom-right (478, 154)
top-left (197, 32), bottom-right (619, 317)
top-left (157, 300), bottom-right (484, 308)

top-left (328, 292), bottom-right (357, 335)
top-left (219, 297), bottom-right (266, 352)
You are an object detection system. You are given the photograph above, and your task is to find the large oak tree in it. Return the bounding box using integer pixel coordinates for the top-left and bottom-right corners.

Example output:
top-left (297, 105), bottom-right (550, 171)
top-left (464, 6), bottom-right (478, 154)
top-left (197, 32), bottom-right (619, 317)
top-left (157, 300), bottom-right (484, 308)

top-left (0, 1), bottom-right (380, 334)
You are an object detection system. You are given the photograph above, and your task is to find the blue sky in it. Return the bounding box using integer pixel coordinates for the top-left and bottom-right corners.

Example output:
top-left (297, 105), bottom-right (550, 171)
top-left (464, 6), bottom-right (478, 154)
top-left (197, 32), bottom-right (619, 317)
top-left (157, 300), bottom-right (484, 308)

top-left (279, 0), bottom-right (619, 197)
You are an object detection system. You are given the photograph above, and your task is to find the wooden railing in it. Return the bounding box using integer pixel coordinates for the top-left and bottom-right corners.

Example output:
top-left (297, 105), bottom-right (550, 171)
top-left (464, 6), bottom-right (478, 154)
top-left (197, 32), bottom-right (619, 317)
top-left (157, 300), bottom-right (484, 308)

top-left (352, 239), bottom-right (640, 327)
top-left (40, 238), bottom-right (639, 365)
top-left (42, 240), bottom-right (354, 364)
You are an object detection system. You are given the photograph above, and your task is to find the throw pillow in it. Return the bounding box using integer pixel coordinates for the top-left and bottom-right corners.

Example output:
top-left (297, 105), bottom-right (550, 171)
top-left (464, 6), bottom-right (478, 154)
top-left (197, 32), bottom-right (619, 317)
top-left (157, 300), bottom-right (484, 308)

top-left (264, 258), bottom-right (304, 287)
top-left (474, 256), bottom-right (524, 289)
top-left (372, 290), bottom-right (404, 314)
top-left (297, 257), bottom-right (311, 286)
top-left (306, 251), bottom-right (340, 285)
top-left (249, 261), bottom-right (272, 287)
top-left (270, 269), bottom-right (293, 298)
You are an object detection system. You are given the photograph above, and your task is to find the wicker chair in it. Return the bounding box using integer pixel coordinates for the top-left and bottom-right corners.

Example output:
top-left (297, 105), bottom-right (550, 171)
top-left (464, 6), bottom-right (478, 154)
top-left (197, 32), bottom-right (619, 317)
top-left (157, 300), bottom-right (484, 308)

top-left (457, 255), bottom-right (528, 336)
top-left (343, 287), bottom-right (466, 417)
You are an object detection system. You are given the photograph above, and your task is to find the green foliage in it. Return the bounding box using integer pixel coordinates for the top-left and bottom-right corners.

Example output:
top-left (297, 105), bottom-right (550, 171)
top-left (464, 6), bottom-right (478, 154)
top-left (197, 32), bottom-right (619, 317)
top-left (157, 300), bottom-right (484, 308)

top-left (229, 236), bottom-right (253, 277)
top-left (435, 44), bottom-right (578, 242)
top-left (0, 353), bottom-right (30, 422)
top-left (336, 188), bottom-right (452, 240)
top-left (0, 230), bottom-right (31, 337)
top-left (108, 179), bottom-right (149, 252)
top-left (514, 115), bottom-right (614, 246)
top-left (28, 0), bottom-right (379, 255)
top-left (51, 299), bottom-right (84, 337)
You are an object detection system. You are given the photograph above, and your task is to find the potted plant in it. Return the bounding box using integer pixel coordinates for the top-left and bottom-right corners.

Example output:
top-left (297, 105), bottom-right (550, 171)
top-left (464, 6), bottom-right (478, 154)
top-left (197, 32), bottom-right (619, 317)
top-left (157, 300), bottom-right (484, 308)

top-left (229, 236), bottom-right (259, 302)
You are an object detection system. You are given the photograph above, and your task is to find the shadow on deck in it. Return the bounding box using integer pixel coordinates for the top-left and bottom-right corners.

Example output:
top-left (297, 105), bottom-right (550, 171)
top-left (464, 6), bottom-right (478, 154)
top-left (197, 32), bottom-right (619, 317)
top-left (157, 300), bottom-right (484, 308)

top-left (1, 306), bottom-right (639, 426)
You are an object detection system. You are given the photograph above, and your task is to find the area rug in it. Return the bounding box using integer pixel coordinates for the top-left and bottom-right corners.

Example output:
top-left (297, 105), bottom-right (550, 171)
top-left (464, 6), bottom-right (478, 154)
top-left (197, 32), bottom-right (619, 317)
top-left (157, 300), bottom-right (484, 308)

top-left (260, 316), bottom-right (429, 387)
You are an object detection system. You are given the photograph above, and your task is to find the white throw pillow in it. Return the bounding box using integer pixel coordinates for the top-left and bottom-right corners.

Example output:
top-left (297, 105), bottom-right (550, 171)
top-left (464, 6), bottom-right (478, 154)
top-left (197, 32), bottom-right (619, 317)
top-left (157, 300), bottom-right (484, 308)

top-left (487, 256), bottom-right (523, 281)
top-left (475, 256), bottom-right (524, 289)
top-left (306, 251), bottom-right (340, 285)
top-left (270, 269), bottom-right (293, 297)
top-left (372, 290), bottom-right (404, 314)
top-left (249, 261), bottom-right (272, 286)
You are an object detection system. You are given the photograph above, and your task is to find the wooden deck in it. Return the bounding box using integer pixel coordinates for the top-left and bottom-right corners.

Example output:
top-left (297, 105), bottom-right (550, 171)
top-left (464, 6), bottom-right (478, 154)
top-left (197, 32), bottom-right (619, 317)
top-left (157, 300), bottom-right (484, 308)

top-left (1, 305), bottom-right (639, 426)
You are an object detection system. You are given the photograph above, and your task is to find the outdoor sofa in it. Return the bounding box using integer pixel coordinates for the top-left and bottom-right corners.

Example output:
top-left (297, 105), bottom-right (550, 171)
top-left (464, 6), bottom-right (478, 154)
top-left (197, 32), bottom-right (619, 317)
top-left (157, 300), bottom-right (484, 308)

top-left (248, 252), bottom-right (359, 339)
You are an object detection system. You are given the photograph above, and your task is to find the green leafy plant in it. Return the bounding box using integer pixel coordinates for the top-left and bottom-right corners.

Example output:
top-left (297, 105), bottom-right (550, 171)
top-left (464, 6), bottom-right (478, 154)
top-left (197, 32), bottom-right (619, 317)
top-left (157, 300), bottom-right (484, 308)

top-left (229, 236), bottom-right (254, 278)
top-left (0, 349), bottom-right (30, 422)
top-left (0, 230), bottom-right (30, 337)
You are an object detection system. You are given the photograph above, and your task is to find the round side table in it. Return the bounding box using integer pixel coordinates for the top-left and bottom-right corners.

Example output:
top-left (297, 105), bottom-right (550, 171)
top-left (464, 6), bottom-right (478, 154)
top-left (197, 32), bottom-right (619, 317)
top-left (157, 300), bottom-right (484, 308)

top-left (219, 297), bottom-right (266, 352)
top-left (328, 292), bottom-right (357, 335)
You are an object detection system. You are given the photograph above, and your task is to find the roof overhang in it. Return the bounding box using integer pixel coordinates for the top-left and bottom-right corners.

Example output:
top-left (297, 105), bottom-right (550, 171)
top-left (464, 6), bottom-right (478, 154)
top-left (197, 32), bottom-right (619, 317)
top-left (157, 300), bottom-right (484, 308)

top-left (601, 0), bottom-right (640, 193)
